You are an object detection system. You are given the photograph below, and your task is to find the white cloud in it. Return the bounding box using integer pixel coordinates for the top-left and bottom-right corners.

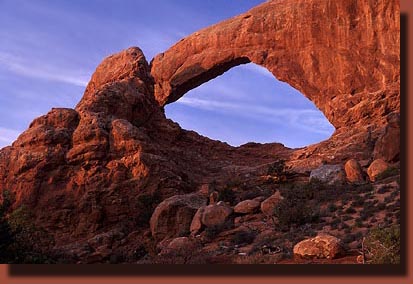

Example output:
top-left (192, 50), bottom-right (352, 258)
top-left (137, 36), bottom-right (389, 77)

top-left (239, 63), bottom-right (275, 79)
top-left (175, 97), bottom-right (334, 135)
top-left (0, 51), bottom-right (89, 87)
top-left (0, 127), bottom-right (21, 148)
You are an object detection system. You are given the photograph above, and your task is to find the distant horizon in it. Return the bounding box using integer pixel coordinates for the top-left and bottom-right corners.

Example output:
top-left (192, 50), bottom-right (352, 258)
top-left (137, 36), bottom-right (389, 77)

top-left (0, 0), bottom-right (334, 149)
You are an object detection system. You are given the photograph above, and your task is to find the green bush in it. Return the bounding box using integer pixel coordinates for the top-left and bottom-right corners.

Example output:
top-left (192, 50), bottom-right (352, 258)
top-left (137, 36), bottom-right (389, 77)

top-left (232, 230), bottom-right (257, 245)
top-left (273, 195), bottom-right (319, 230)
top-left (267, 160), bottom-right (286, 176)
top-left (0, 190), bottom-right (14, 262)
top-left (345, 207), bottom-right (357, 214)
top-left (0, 191), bottom-right (55, 263)
top-left (204, 225), bottom-right (223, 240)
top-left (218, 187), bottom-right (237, 205)
top-left (327, 203), bottom-right (338, 213)
top-left (375, 167), bottom-right (399, 181)
top-left (364, 225), bottom-right (400, 264)
top-left (135, 191), bottom-right (161, 226)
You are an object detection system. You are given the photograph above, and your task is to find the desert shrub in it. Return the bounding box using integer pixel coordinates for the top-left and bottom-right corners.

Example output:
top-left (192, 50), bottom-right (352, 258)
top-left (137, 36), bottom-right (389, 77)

top-left (270, 180), bottom-right (381, 232)
top-left (342, 233), bottom-right (357, 245)
top-left (8, 205), bottom-right (32, 231)
top-left (0, 191), bottom-right (56, 263)
top-left (360, 202), bottom-right (377, 221)
top-left (390, 190), bottom-right (399, 199)
top-left (343, 227), bottom-right (352, 234)
top-left (0, 191), bottom-right (14, 262)
top-left (8, 205), bottom-right (55, 263)
top-left (204, 225), bottom-right (225, 240)
top-left (351, 197), bottom-right (364, 207)
top-left (135, 191), bottom-right (161, 226)
top-left (345, 207), bottom-right (357, 214)
top-left (384, 195), bottom-right (393, 203)
top-left (327, 203), bottom-right (338, 213)
top-left (232, 230), bottom-right (257, 246)
top-left (233, 253), bottom-right (284, 264)
top-left (376, 167), bottom-right (399, 181)
top-left (273, 180), bottom-right (340, 230)
top-left (377, 186), bottom-right (392, 194)
top-left (355, 218), bottom-right (363, 227)
top-left (218, 187), bottom-right (237, 205)
top-left (273, 196), bottom-right (319, 230)
top-left (267, 160), bottom-right (286, 176)
top-left (150, 243), bottom-right (207, 264)
top-left (376, 203), bottom-right (386, 210)
top-left (240, 187), bottom-right (272, 201)
top-left (364, 225), bottom-right (400, 264)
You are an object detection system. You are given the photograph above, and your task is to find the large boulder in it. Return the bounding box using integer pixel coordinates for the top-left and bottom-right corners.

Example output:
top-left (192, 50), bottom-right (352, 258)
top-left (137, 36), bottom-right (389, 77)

top-left (293, 234), bottom-right (343, 259)
top-left (150, 194), bottom-right (207, 241)
top-left (367, 159), bottom-right (389, 182)
top-left (344, 159), bottom-right (364, 183)
top-left (309, 164), bottom-right (345, 184)
top-left (190, 203), bottom-right (233, 235)
top-left (201, 203), bottom-right (233, 228)
top-left (260, 191), bottom-right (283, 216)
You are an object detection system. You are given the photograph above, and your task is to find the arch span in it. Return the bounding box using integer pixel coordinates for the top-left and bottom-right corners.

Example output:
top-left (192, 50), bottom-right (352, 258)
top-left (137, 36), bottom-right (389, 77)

top-left (151, 0), bottom-right (400, 131)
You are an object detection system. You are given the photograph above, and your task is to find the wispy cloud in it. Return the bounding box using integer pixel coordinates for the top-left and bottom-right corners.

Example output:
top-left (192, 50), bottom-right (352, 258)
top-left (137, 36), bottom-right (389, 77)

top-left (0, 127), bottom-right (21, 148)
top-left (239, 63), bottom-right (275, 79)
top-left (175, 97), bottom-right (334, 135)
top-left (0, 51), bottom-right (89, 87)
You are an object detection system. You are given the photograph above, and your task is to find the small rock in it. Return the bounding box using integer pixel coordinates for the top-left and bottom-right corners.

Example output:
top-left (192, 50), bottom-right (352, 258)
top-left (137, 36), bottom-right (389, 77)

top-left (357, 255), bottom-right (365, 264)
top-left (344, 159), bottom-right (364, 183)
top-left (293, 234), bottom-right (343, 259)
top-left (367, 159), bottom-right (389, 181)
top-left (234, 199), bottom-right (261, 214)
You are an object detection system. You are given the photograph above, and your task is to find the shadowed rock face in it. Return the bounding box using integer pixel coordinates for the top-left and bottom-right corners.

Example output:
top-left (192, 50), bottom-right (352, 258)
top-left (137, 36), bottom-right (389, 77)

top-left (151, 0), bottom-right (399, 131)
top-left (0, 0), bottom-right (399, 262)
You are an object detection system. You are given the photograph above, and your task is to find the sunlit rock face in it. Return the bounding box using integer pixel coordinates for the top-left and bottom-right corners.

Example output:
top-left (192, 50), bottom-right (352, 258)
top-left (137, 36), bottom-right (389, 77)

top-left (0, 0), bottom-right (399, 262)
top-left (151, 0), bottom-right (399, 131)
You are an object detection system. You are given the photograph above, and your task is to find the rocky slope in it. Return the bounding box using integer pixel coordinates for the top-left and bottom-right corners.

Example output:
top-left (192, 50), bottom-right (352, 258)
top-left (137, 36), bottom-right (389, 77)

top-left (0, 0), bottom-right (400, 264)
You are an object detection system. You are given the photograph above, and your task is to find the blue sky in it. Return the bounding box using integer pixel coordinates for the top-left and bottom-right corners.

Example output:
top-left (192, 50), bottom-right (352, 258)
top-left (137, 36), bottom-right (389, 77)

top-left (0, 0), bottom-right (335, 149)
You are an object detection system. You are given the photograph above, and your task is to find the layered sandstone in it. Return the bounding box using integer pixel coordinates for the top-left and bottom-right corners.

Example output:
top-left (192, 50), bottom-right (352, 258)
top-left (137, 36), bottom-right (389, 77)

top-left (151, 0), bottom-right (400, 131)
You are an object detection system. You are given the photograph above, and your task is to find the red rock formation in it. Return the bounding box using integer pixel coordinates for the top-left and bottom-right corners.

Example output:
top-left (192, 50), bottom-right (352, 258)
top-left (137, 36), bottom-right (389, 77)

top-left (0, 0), bottom-right (399, 262)
top-left (151, 0), bottom-right (399, 131)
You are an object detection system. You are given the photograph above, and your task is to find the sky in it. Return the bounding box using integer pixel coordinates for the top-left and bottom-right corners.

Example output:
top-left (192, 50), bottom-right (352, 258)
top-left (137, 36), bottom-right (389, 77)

top-left (0, 0), bottom-right (335, 149)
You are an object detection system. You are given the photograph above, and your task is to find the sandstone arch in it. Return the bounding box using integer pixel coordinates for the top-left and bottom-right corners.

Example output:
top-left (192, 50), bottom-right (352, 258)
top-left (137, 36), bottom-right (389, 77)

top-left (151, 0), bottom-right (400, 131)
top-left (0, 0), bottom-right (401, 263)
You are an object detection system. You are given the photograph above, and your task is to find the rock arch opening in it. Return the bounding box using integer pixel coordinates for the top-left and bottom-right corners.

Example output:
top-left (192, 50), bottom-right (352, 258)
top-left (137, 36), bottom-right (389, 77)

top-left (165, 63), bottom-right (335, 148)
